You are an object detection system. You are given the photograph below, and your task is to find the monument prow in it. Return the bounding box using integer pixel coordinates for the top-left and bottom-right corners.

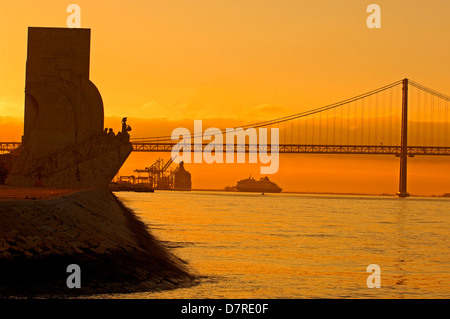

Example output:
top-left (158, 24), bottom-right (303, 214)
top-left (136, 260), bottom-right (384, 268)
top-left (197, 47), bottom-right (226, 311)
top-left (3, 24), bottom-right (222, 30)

top-left (6, 27), bottom-right (132, 188)
top-left (0, 27), bottom-right (195, 297)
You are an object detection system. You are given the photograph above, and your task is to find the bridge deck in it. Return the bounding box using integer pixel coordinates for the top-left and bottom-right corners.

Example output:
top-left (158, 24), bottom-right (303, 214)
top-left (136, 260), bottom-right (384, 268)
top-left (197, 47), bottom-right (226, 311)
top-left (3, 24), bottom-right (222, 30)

top-left (2, 142), bottom-right (450, 156)
top-left (130, 143), bottom-right (450, 156)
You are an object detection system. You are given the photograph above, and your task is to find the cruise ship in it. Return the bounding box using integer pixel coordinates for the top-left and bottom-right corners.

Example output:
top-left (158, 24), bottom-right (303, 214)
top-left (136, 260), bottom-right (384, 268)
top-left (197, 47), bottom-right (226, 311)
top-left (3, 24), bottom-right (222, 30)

top-left (233, 176), bottom-right (282, 193)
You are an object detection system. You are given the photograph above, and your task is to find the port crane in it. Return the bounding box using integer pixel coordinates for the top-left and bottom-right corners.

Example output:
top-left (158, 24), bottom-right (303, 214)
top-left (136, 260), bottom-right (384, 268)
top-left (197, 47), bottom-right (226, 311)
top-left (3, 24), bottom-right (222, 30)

top-left (134, 157), bottom-right (176, 190)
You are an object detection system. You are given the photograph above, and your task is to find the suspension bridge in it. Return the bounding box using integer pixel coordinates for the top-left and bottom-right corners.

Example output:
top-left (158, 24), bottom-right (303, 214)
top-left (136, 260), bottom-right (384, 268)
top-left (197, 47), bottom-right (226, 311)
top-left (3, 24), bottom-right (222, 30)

top-left (1, 79), bottom-right (450, 196)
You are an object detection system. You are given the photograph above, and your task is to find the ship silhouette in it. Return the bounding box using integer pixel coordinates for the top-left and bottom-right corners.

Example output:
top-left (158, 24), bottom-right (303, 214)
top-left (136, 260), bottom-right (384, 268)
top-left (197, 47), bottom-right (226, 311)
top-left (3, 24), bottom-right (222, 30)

top-left (228, 176), bottom-right (282, 193)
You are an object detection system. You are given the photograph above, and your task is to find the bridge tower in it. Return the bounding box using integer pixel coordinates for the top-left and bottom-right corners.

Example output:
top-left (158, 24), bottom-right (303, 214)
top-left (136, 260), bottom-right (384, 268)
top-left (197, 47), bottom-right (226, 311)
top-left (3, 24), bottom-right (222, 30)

top-left (397, 78), bottom-right (409, 198)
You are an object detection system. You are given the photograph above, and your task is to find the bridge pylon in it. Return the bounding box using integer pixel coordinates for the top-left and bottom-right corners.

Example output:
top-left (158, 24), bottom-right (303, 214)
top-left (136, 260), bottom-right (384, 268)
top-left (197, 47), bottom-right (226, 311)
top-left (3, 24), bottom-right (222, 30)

top-left (397, 78), bottom-right (410, 198)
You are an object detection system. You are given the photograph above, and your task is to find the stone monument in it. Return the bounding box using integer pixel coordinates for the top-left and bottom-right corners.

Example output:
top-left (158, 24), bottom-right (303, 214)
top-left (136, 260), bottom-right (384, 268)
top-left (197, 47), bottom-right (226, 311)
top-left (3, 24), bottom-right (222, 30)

top-left (6, 27), bottom-right (132, 188)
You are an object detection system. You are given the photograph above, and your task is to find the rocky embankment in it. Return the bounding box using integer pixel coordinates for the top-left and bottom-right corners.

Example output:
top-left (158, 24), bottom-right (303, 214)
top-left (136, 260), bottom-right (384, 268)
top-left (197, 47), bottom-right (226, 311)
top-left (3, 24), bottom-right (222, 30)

top-left (0, 188), bottom-right (196, 297)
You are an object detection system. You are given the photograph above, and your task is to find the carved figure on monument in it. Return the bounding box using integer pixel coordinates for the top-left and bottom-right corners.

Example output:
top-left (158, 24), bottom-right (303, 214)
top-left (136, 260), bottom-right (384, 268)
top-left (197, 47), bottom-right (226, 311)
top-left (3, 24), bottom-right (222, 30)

top-left (122, 117), bottom-right (128, 133)
top-left (118, 117), bottom-right (132, 143)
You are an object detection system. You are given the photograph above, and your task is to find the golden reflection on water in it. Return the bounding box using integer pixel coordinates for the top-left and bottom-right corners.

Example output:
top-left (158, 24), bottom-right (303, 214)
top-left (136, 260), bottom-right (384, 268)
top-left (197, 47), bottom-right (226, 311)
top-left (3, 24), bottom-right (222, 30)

top-left (110, 191), bottom-right (450, 299)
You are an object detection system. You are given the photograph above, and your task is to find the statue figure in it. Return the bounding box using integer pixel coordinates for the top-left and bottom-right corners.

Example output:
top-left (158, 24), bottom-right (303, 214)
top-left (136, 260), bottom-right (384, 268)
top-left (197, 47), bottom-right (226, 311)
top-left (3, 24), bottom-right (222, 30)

top-left (122, 117), bottom-right (132, 133)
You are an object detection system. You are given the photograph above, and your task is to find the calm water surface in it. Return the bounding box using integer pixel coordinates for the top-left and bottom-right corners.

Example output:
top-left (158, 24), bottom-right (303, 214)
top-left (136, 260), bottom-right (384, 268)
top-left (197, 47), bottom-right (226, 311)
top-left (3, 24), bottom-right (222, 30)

top-left (104, 191), bottom-right (450, 298)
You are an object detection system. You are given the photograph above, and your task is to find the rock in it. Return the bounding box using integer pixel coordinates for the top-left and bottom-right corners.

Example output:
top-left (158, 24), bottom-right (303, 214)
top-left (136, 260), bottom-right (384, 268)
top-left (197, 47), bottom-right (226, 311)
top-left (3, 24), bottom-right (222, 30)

top-left (1, 251), bottom-right (12, 258)
top-left (0, 189), bottom-right (195, 296)
top-left (0, 238), bottom-right (10, 252)
top-left (41, 225), bottom-right (55, 232)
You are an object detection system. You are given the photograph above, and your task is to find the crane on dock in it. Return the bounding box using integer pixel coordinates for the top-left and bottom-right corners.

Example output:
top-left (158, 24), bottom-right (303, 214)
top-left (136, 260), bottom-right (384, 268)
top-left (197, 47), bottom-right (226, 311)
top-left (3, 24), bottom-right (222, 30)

top-left (134, 157), bottom-right (176, 190)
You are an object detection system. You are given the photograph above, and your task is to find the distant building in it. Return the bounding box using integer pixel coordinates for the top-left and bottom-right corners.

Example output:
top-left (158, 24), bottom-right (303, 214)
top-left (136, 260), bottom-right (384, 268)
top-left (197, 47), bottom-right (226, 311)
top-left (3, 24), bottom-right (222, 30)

top-left (173, 162), bottom-right (191, 191)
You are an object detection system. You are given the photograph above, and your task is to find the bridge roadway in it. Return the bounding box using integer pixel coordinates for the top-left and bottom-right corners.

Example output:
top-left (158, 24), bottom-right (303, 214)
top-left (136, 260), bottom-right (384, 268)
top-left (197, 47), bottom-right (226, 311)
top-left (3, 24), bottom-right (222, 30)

top-left (2, 142), bottom-right (450, 156)
top-left (130, 142), bottom-right (450, 156)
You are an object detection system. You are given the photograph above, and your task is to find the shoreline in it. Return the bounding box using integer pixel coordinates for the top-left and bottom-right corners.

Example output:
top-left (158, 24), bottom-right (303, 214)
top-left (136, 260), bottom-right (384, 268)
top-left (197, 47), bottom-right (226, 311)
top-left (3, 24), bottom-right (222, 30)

top-left (0, 188), bottom-right (197, 298)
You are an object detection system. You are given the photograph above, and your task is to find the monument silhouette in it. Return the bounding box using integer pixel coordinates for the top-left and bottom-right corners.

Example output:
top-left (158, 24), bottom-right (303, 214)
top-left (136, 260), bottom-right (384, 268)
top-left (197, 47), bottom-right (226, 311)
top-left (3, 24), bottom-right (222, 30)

top-left (0, 28), bottom-right (194, 297)
top-left (6, 27), bottom-right (132, 188)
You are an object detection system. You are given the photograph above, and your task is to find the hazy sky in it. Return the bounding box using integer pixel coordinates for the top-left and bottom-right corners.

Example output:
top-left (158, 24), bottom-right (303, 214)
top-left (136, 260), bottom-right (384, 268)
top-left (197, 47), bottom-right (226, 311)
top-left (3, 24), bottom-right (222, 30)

top-left (1, 1), bottom-right (449, 194)
top-left (1, 0), bottom-right (450, 119)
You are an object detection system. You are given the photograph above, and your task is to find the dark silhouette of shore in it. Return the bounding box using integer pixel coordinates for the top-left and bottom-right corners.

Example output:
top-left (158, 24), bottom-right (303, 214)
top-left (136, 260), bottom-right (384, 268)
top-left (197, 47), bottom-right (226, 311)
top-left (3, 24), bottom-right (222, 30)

top-left (0, 188), bottom-right (196, 297)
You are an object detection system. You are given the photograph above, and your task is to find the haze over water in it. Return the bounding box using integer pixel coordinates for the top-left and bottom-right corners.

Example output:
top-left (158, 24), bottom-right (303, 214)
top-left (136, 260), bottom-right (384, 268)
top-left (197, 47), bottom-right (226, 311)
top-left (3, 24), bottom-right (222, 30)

top-left (107, 191), bottom-right (450, 299)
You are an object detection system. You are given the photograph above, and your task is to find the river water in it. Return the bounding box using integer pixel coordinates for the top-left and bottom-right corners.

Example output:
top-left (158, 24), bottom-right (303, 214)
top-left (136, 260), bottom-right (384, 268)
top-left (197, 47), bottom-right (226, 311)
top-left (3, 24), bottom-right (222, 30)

top-left (106, 191), bottom-right (449, 299)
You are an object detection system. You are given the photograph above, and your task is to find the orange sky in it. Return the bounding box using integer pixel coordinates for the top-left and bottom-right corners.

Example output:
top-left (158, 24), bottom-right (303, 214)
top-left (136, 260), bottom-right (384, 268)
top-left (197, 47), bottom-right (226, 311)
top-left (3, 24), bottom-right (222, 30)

top-left (1, 1), bottom-right (450, 195)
